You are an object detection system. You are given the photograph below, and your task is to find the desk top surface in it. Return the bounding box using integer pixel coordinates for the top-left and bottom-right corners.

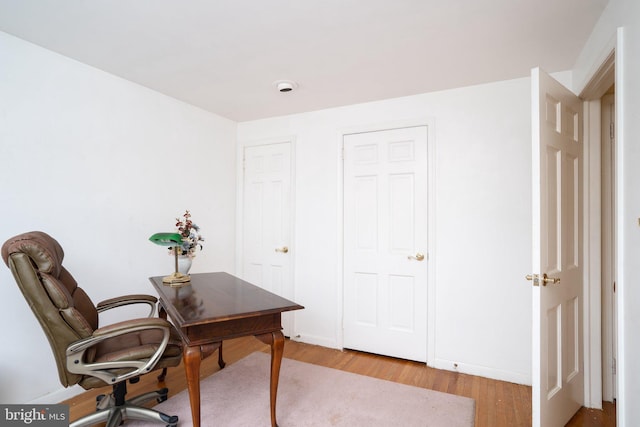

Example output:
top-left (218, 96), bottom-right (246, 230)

top-left (149, 272), bottom-right (303, 327)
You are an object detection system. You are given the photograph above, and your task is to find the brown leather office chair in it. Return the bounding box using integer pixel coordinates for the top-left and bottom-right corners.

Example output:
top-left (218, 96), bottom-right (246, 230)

top-left (2, 231), bottom-right (183, 427)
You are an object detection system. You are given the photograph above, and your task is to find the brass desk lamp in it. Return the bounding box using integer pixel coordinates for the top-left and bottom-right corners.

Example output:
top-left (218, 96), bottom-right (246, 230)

top-left (149, 232), bottom-right (191, 285)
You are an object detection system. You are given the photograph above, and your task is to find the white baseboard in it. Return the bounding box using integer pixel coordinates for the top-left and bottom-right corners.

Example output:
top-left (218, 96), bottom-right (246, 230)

top-left (290, 332), bottom-right (340, 350)
top-left (290, 334), bottom-right (530, 385)
top-left (28, 385), bottom-right (83, 405)
top-left (432, 358), bottom-right (531, 386)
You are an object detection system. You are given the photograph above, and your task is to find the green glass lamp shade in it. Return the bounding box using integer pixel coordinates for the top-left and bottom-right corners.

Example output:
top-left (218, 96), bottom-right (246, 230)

top-left (149, 232), bottom-right (183, 246)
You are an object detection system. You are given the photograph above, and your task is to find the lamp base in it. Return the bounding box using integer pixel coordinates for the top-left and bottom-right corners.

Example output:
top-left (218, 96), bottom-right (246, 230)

top-left (162, 271), bottom-right (191, 286)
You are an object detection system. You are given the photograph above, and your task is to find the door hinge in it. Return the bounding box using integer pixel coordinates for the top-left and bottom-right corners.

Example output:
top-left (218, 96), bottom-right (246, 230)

top-left (610, 122), bottom-right (615, 140)
top-left (613, 281), bottom-right (616, 293)
top-left (612, 357), bottom-right (617, 375)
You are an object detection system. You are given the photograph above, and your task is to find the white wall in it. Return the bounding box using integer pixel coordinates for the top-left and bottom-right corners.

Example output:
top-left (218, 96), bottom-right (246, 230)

top-left (0, 32), bottom-right (237, 403)
top-left (572, 0), bottom-right (640, 425)
top-left (238, 77), bottom-right (533, 384)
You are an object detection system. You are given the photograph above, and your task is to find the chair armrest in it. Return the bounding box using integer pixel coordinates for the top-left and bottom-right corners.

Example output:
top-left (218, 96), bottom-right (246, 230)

top-left (96, 294), bottom-right (158, 317)
top-left (93, 317), bottom-right (168, 337)
top-left (66, 317), bottom-right (172, 385)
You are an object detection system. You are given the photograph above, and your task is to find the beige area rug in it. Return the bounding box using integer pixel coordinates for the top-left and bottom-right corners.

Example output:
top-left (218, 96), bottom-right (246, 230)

top-left (127, 352), bottom-right (475, 427)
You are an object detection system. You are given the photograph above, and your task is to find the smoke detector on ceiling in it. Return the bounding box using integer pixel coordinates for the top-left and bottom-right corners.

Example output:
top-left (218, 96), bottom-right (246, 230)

top-left (273, 80), bottom-right (298, 93)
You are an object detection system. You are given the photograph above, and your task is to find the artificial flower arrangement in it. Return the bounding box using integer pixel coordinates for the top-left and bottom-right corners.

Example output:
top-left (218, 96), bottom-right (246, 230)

top-left (168, 210), bottom-right (204, 258)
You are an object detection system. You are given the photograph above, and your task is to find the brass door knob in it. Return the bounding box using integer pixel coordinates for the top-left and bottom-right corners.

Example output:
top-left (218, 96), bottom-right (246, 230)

top-left (526, 273), bottom-right (560, 286)
top-left (541, 273), bottom-right (560, 285)
top-left (275, 246), bottom-right (289, 253)
top-left (408, 253), bottom-right (425, 261)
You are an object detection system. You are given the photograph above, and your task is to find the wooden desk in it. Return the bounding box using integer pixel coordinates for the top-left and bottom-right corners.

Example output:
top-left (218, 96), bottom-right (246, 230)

top-left (149, 272), bottom-right (304, 427)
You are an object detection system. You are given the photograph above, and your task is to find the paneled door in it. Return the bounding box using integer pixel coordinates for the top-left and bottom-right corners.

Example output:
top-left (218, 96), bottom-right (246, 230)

top-left (343, 126), bottom-right (428, 362)
top-left (530, 68), bottom-right (584, 427)
top-left (242, 142), bottom-right (294, 336)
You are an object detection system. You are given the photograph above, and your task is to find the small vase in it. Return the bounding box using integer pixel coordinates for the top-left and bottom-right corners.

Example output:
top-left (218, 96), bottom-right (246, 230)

top-left (177, 255), bottom-right (192, 274)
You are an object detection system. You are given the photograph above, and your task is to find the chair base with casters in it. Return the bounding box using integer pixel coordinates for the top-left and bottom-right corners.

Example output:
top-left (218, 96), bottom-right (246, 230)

top-left (72, 380), bottom-right (178, 427)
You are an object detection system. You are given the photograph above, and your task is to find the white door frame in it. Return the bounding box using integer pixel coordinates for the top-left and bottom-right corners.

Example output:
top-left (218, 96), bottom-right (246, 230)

top-left (600, 92), bottom-right (616, 403)
top-left (579, 42), bottom-right (616, 409)
top-left (337, 118), bottom-right (437, 365)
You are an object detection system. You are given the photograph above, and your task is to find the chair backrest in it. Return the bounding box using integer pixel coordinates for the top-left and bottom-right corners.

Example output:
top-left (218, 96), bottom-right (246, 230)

top-left (1, 231), bottom-right (99, 387)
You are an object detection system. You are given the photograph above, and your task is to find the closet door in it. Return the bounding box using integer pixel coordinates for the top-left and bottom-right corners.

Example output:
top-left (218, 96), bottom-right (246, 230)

top-left (343, 126), bottom-right (429, 362)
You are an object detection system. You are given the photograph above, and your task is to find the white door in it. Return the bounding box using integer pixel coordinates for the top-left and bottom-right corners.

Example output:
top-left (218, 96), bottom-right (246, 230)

top-left (343, 126), bottom-right (428, 362)
top-left (242, 142), bottom-right (294, 335)
top-left (531, 68), bottom-right (584, 427)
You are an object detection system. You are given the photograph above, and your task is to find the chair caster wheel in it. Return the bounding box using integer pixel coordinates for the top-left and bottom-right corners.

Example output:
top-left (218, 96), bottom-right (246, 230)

top-left (95, 394), bottom-right (113, 411)
top-left (157, 387), bottom-right (169, 403)
top-left (161, 414), bottom-right (178, 426)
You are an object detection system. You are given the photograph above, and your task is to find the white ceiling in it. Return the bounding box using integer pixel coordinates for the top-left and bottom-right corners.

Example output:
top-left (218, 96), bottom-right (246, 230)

top-left (0, 0), bottom-right (608, 122)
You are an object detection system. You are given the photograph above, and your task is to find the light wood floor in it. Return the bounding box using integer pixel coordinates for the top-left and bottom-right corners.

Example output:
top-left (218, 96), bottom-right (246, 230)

top-left (62, 336), bottom-right (615, 427)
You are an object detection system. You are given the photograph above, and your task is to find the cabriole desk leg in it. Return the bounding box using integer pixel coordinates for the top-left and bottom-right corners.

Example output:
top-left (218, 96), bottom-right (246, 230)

top-left (256, 330), bottom-right (285, 427)
top-left (183, 345), bottom-right (202, 427)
